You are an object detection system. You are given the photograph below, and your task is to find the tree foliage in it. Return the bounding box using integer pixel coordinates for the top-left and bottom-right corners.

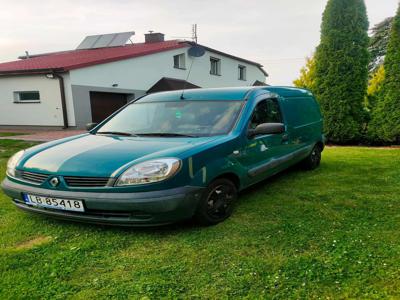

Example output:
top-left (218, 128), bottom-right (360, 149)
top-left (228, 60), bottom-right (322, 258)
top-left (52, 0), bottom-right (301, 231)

top-left (293, 56), bottom-right (316, 93)
top-left (366, 64), bottom-right (385, 110)
top-left (368, 4), bottom-right (400, 143)
top-left (369, 17), bottom-right (393, 73)
top-left (314, 0), bottom-right (370, 144)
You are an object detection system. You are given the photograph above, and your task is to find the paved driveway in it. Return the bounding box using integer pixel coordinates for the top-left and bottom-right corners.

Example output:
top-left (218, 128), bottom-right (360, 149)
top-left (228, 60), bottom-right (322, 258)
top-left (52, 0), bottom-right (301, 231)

top-left (0, 129), bottom-right (86, 142)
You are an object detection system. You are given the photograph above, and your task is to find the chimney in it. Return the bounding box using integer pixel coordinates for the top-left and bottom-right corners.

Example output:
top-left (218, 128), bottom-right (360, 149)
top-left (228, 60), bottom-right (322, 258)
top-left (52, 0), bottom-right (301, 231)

top-left (144, 32), bottom-right (165, 43)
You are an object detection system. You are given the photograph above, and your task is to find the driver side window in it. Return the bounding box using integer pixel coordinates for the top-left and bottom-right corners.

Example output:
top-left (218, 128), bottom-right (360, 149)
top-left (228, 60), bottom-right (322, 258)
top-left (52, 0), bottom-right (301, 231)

top-left (249, 98), bottom-right (282, 130)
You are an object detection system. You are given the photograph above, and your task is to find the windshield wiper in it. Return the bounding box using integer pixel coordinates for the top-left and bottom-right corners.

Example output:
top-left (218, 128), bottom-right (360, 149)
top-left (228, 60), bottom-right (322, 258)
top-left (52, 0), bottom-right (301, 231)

top-left (136, 133), bottom-right (198, 138)
top-left (96, 131), bottom-right (137, 137)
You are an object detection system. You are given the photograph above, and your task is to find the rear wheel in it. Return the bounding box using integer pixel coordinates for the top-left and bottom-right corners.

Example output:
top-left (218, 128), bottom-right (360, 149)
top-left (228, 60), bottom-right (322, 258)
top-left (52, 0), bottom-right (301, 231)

top-left (194, 178), bottom-right (237, 226)
top-left (301, 144), bottom-right (322, 170)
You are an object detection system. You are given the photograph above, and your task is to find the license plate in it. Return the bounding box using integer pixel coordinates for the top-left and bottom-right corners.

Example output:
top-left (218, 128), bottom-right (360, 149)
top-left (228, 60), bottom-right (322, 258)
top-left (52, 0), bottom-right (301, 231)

top-left (23, 194), bottom-right (85, 212)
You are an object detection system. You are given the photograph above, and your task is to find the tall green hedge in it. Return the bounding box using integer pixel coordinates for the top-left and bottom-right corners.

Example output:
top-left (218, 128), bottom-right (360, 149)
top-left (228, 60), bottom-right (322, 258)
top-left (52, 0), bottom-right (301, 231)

top-left (368, 4), bottom-right (400, 143)
top-left (314, 0), bottom-right (369, 144)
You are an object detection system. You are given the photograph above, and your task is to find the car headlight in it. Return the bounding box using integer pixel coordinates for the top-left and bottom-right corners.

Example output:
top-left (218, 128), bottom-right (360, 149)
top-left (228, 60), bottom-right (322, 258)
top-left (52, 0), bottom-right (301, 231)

top-left (115, 158), bottom-right (181, 186)
top-left (6, 150), bottom-right (25, 177)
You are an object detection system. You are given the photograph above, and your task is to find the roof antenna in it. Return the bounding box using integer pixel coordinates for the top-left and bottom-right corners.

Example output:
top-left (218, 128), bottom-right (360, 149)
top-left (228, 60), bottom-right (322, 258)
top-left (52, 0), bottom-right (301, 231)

top-left (180, 59), bottom-right (195, 99)
top-left (192, 24), bottom-right (198, 43)
top-left (180, 24), bottom-right (204, 99)
top-left (25, 51), bottom-right (30, 59)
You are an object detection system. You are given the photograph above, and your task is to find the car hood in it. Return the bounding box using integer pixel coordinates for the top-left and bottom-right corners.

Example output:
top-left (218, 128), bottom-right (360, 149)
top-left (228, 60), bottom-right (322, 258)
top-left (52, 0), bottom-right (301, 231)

top-left (20, 134), bottom-right (219, 177)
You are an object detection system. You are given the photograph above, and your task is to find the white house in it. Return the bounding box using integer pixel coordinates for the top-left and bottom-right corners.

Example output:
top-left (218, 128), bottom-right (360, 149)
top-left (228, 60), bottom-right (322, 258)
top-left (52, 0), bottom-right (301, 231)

top-left (0, 32), bottom-right (267, 129)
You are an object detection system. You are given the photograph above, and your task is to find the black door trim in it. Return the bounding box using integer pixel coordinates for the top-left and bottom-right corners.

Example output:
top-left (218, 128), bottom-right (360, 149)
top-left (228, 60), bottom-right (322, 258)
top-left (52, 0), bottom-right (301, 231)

top-left (248, 145), bottom-right (313, 177)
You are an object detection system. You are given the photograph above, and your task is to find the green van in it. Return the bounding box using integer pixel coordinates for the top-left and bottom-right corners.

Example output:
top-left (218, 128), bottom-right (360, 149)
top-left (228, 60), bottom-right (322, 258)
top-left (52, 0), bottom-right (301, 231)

top-left (1, 86), bottom-right (324, 226)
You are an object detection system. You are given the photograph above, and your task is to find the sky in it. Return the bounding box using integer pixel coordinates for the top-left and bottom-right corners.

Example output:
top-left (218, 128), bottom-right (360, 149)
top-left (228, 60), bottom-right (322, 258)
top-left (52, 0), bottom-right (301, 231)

top-left (0, 0), bottom-right (398, 85)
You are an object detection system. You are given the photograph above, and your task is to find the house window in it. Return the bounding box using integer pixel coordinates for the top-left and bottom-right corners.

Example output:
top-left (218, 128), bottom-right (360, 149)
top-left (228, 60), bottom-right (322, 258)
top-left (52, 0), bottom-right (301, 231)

top-left (238, 65), bottom-right (247, 81)
top-left (210, 57), bottom-right (221, 75)
top-left (173, 53), bottom-right (186, 69)
top-left (13, 91), bottom-right (40, 103)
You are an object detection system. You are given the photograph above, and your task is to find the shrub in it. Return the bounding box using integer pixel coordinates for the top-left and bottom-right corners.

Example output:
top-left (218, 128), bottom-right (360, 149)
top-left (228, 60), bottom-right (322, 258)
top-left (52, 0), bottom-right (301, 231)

top-left (293, 56), bottom-right (316, 93)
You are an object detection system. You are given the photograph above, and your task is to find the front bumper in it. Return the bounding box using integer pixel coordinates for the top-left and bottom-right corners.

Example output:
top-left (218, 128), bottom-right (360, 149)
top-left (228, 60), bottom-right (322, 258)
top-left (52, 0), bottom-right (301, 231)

top-left (1, 178), bottom-right (204, 226)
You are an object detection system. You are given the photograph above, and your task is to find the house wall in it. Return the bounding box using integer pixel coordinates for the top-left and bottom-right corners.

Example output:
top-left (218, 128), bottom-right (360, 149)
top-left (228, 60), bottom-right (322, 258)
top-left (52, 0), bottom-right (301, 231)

top-left (0, 75), bottom-right (65, 126)
top-left (62, 73), bottom-right (76, 127)
top-left (68, 47), bottom-right (266, 128)
top-left (70, 85), bottom-right (142, 128)
top-left (69, 47), bottom-right (266, 91)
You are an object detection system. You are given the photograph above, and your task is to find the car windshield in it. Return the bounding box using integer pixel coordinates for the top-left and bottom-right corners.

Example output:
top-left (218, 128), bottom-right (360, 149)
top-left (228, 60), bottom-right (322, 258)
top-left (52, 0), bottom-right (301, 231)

top-left (96, 100), bottom-right (243, 137)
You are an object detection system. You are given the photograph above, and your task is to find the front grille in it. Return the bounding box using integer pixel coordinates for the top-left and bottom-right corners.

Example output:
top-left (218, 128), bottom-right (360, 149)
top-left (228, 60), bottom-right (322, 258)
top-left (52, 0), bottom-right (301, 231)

top-left (20, 171), bottom-right (49, 184)
top-left (63, 176), bottom-right (110, 187)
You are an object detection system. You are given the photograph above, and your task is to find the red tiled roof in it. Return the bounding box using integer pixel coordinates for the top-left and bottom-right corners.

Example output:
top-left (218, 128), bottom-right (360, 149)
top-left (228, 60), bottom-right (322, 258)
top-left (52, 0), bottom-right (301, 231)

top-left (0, 40), bottom-right (187, 74)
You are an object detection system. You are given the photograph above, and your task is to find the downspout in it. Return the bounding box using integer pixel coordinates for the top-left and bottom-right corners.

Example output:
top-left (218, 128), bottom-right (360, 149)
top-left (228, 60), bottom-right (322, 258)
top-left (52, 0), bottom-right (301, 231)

top-left (53, 72), bottom-right (69, 129)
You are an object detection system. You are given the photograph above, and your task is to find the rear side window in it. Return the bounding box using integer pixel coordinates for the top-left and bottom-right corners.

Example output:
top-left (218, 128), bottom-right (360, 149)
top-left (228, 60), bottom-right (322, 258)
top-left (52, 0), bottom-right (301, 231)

top-left (249, 98), bottom-right (283, 129)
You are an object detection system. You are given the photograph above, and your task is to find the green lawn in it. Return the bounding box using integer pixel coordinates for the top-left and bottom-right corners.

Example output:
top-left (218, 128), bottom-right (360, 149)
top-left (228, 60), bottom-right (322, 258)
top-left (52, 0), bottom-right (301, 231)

top-left (0, 132), bottom-right (27, 137)
top-left (0, 140), bottom-right (399, 299)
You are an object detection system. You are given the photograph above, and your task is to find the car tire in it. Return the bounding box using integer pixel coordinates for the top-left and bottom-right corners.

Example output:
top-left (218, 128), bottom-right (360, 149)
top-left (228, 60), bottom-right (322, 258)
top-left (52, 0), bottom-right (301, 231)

top-left (194, 178), bottom-right (238, 226)
top-left (301, 144), bottom-right (322, 170)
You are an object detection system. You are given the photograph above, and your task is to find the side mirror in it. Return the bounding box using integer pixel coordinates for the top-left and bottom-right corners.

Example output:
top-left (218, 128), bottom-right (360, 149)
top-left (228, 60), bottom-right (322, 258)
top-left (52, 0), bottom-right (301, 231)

top-left (86, 123), bottom-right (98, 131)
top-left (248, 123), bottom-right (285, 137)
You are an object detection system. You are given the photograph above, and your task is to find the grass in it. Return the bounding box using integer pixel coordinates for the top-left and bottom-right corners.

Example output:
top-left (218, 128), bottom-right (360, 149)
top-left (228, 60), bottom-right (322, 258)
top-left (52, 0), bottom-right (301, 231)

top-left (0, 132), bottom-right (27, 137)
top-left (0, 140), bottom-right (400, 299)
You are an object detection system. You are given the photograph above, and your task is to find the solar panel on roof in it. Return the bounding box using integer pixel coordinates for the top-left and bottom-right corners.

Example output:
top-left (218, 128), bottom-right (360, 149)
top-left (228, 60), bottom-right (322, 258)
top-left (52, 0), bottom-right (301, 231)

top-left (94, 34), bottom-right (117, 48)
top-left (109, 32), bottom-right (135, 47)
top-left (76, 35), bottom-right (102, 49)
top-left (76, 31), bottom-right (135, 50)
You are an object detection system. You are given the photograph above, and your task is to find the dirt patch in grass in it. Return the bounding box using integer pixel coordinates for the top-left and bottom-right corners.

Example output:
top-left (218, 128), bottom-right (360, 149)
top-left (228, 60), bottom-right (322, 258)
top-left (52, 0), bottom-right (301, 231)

top-left (15, 236), bottom-right (52, 250)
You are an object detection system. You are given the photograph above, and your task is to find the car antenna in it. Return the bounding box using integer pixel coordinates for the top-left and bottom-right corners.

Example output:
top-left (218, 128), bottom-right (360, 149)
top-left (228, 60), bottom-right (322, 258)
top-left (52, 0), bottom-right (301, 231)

top-left (180, 58), bottom-right (194, 100)
top-left (180, 24), bottom-right (205, 100)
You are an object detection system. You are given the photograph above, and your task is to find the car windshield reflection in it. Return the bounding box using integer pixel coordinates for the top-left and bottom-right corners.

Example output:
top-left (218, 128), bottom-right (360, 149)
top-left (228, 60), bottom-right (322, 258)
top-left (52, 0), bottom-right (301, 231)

top-left (96, 100), bottom-right (243, 137)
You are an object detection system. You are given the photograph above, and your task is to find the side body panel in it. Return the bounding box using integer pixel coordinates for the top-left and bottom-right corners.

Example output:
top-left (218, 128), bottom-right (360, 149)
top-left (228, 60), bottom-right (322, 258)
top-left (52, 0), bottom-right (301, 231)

top-left (280, 95), bottom-right (324, 152)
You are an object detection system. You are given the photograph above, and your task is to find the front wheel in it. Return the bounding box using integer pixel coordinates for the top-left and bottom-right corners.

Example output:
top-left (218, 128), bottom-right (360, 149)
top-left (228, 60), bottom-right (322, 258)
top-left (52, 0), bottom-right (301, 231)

top-left (301, 144), bottom-right (322, 170)
top-left (194, 178), bottom-right (238, 226)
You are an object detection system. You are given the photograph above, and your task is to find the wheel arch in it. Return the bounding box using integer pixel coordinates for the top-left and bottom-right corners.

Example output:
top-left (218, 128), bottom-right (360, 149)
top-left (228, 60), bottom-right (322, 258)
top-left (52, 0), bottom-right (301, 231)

top-left (210, 172), bottom-right (241, 190)
top-left (315, 140), bottom-right (324, 151)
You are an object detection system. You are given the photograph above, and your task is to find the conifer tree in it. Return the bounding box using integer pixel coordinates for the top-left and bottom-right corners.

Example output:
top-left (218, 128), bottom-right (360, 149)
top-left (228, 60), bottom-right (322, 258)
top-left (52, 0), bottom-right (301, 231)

top-left (314, 0), bottom-right (369, 144)
top-left (368, 4), bottom-right (400, 143)
top-left (369, 17), bottom-right (393, 73)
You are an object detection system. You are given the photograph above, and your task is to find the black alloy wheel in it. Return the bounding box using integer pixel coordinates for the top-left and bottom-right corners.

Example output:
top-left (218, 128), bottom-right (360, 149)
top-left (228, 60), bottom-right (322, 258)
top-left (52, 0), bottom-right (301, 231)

top-left (195, 178), bottom-right (238, 225)
top-left (302, 144), bottom-right (322, 170)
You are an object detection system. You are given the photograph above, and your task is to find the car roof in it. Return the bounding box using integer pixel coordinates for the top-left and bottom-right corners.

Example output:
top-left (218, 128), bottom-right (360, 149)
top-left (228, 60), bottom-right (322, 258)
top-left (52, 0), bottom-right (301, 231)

top-left (264, 86), bottom-right (313, 97)
top-left (136, 86), bottom-right (312, 102)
